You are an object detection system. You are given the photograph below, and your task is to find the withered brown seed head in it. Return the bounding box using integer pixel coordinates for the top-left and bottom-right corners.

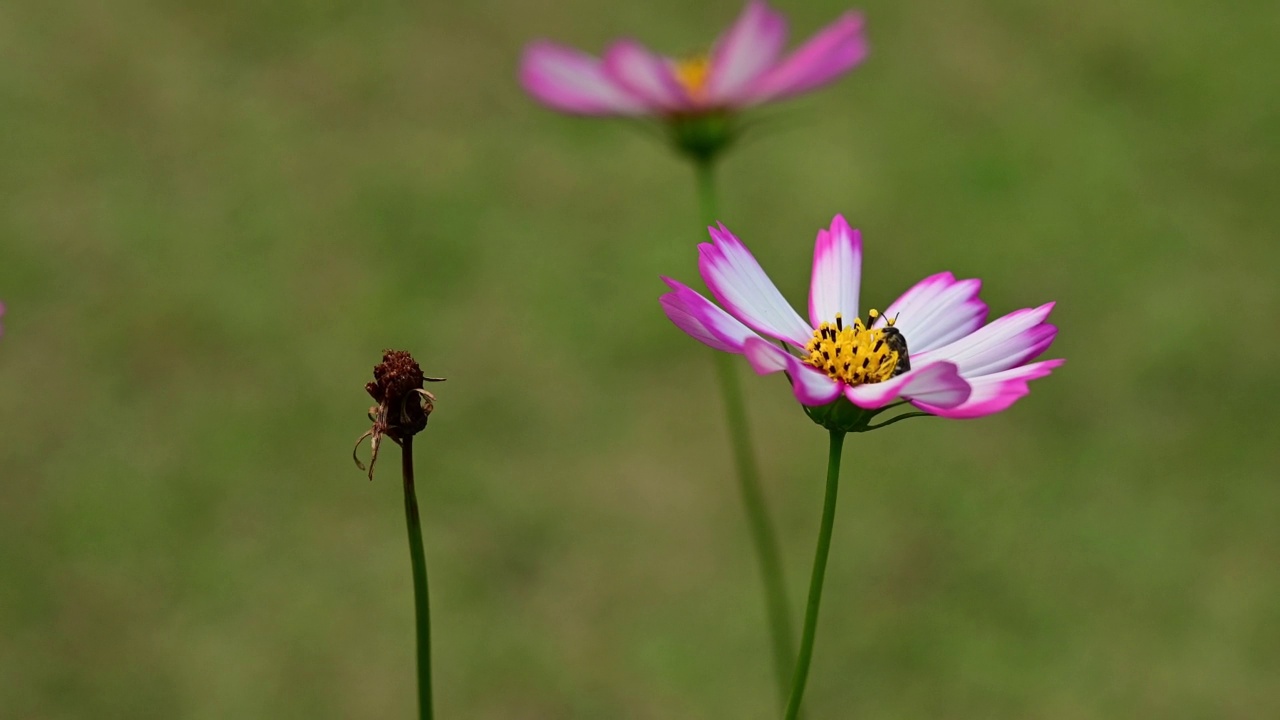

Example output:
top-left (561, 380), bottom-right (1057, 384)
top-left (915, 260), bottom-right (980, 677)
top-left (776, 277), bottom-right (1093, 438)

top-left (368, 349), bottom-right (434, 442)
top-left (353, 349), bottom-right (444, 480)
top-left (367, 349), bottom-right (427, 406)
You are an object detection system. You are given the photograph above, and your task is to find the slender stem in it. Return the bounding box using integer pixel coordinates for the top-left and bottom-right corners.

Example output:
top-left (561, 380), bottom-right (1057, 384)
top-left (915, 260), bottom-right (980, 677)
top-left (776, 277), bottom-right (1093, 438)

top-left (711, 351), bottom-right (796, 705)
top-left (694, 157), bottom-right (796, 710)
top-left (694, 157), bottom-right (718, 230)
top-left (401, 437), bottom-right (434, 720)
top-left (784, 430), bottom-right (846, 720)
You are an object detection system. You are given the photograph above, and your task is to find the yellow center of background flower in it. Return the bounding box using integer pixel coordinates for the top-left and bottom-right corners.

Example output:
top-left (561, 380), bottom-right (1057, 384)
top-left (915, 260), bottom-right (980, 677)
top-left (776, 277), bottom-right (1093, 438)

top-left (673, 55), bottom-right (711, 98)
top-left (803, 312), bottom-right (901, 386)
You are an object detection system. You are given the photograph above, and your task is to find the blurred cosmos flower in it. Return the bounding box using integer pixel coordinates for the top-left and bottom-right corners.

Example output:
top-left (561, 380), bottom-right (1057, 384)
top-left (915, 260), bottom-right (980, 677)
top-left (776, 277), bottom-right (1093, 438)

top-left (661, 215), bottom-right (1062, 430)
top-left (521, 1), bottom-right (867, 161)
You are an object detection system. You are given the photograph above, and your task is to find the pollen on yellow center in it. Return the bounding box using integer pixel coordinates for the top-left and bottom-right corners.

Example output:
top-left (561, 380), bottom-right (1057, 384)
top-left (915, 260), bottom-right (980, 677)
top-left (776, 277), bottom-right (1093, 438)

top-left (803, 311), bottom-right (902, 386)
top-left (673, 55), bottom-right (711, 97)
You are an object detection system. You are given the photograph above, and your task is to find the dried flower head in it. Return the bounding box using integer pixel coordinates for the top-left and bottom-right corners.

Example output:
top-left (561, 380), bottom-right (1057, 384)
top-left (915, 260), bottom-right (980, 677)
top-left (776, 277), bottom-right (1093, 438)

top-left (353, 349), bottom-right (444, 481)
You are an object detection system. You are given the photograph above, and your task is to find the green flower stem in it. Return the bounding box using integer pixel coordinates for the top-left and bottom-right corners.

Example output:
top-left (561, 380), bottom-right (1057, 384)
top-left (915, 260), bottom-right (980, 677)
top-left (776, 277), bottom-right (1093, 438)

top-left (401, 437), bottom-right (434, 720)
top-left (694, 158), bottom-right (797, 710)
top-left (693, 157), bottom-right (719, 230)
top-left (784, 429), bottom-right (847, 720)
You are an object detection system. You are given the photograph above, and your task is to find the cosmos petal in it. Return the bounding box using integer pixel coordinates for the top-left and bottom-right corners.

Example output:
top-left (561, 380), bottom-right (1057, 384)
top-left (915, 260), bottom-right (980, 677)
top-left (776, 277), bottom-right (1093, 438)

top-left (742, 337), bottom-right (843, 406)
top-left (808, 214), bottom-right (862, 328)
top-left (742, 11), bottom-right (867, 104)
top-left (698, 223), bottom-right (814, 347)
top-left (603, 40), bottom-right (689, 112)
top-left (913, 359), bottom-right (1064, 419)
top-left (659, 277), bottom-right (761, 353)
top-left (520, 41), bottom-right (650, 115)
top-left (916, 303), bottom-right (1056, 376)
top-left (706, 1), bottom-right (788, 106)
top-left (877, 272), bottom-right (988, 353)
top-left (844, 361), bottom-right (970, 409)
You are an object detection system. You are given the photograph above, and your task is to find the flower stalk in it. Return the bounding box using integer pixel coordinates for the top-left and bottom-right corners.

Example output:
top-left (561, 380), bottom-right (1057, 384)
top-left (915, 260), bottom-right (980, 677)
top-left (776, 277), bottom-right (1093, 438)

top-left (695, 158), bottom-right (797, 709)
top-left (659, 215), bottom-right (1062, 716)
top-left (784, 429), bottom-right (846, 720)
top-left (353, 350), bottom-right (443, 720)
top-left (401, 437), bottom-right (434, 720)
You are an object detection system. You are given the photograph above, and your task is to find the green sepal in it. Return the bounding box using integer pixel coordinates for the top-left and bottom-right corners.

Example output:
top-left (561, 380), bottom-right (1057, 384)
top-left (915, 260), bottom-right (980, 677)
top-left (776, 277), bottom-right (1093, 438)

top-left (803, 396), bottom-right (876, 434)
top-left (803, 396), bottom-right (932, 434)
top-left (668, 112), bottom-right (737, 164)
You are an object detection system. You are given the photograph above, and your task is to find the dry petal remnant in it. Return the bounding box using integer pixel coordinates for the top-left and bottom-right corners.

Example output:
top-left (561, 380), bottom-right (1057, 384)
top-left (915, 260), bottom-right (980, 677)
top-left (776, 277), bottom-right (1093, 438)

top-left (353, 349), bottom-right (444, 481)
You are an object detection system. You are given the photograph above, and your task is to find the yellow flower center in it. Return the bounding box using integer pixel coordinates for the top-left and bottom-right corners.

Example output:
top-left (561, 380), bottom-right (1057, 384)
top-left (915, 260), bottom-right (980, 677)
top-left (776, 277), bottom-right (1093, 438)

top-left (673, 55), bottom-right (711, 98)
top-left (803, 310), bottom-right (906, 386)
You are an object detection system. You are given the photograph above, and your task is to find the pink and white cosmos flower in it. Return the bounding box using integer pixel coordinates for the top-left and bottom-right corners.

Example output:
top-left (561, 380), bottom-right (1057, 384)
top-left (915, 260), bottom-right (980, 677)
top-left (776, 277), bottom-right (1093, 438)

top-left (661, 216), bottom-right (1063, 419)
top-left (520, 1), bottom-right (867, 117)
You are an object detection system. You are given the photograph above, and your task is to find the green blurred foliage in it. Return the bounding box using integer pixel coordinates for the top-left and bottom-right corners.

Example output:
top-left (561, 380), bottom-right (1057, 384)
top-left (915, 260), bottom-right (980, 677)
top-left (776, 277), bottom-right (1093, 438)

top-left (2, 0), bottom-right (1278, 717)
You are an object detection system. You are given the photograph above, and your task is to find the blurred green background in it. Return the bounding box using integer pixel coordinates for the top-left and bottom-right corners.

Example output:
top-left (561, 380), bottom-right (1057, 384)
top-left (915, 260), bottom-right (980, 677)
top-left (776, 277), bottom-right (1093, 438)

top-left (2, 0), bottom-right (1278, 717)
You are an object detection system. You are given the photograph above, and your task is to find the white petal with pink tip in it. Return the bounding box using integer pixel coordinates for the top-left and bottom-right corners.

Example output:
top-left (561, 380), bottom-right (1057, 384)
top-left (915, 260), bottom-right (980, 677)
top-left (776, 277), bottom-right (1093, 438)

top-left (844, 361), bottom-right (970, 409)
top-left (808, 215), bottom-right (862, 328)
top-left (879, 272), bottom-right (988, 353)
top-left (699, 224), bottom-right (813, 347)
top-left (917, 303), bottom-right (1056, 376)
top-left (659, 278), bottom-right (761, 353)
top-left (742, 338), bottom-right (843, 406)
top-left (913, 359), bottom-right (1063, 419)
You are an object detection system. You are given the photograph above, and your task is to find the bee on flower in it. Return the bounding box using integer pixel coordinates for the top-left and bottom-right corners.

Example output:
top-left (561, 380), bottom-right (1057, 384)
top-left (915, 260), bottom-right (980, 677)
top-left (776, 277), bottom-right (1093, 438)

top-left (661, 215), bottom-right (1063, 431)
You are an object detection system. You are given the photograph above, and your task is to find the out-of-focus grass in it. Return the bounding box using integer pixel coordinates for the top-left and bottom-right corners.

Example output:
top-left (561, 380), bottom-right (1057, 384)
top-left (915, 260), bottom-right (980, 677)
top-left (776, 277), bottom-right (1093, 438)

top-left (1, 0), bottom-right (1277, 717)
